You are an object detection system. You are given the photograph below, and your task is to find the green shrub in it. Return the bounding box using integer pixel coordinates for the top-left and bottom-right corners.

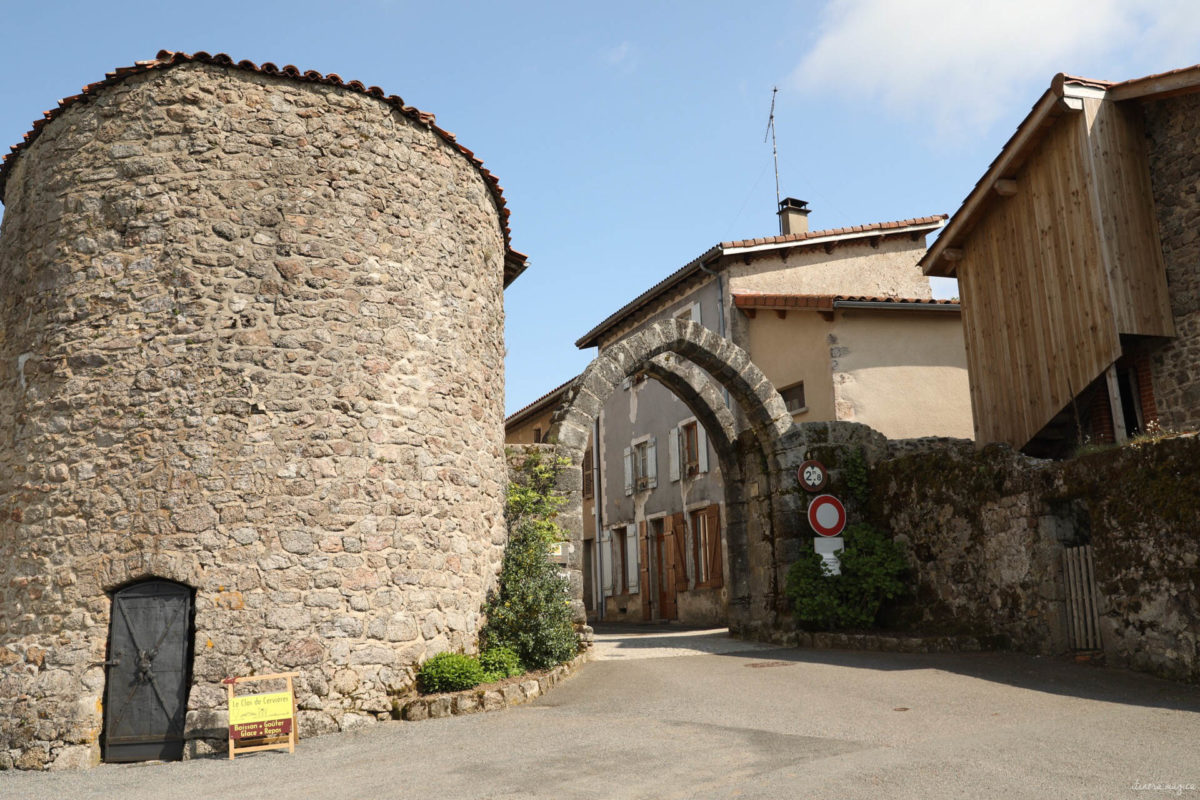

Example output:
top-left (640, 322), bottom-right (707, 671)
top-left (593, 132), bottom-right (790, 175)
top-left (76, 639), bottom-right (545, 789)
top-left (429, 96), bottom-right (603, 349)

top-left (417, 652), bottom-right (484, 694)
top-left (478, 646), bottom-right (523, 683)
top-left (784, 523), bottom-right (909, 631)
top-left (482, 452), bottom-right (579, 671)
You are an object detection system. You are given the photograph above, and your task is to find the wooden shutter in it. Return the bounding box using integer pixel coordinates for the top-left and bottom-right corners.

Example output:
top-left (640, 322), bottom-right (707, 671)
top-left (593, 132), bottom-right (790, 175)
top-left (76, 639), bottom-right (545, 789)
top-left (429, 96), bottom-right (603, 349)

top-left (646, 436), bottom-right (658, 489)
top-left (599, 528), bottom-right (613, 596)
top-left (623, 447), bottom-right (633, 496)
top-left (668, 426), bottom-right (680, 482)
top-left (697, 425), bottom-right (708, 474)
top-left (673, 512), bottom-right (689, 593)
top-left (638, 522), bottom-right (651, 619)
top-left (705, 505), bottom-right (723, 588)
top-left (626, 524), bottom-right (639, 593)
top-left (690, 301), bottom-right (702, 325)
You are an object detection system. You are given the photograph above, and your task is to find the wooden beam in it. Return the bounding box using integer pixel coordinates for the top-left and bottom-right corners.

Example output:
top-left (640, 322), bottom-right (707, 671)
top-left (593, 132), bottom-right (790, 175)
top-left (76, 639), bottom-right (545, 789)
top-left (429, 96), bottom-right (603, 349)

top-left (942, 247), bottom-right (964, 262)
top-left (1109, 67), bottom-right (1200, 103)
top-left (743, 308), bottom-right (756, 319)
top-left (993, 179), bottom-right (1018, 196)
top-left (774, 309), bottom-right (787, 320)
top-left (1105, 365), bottom-right (1128, 445)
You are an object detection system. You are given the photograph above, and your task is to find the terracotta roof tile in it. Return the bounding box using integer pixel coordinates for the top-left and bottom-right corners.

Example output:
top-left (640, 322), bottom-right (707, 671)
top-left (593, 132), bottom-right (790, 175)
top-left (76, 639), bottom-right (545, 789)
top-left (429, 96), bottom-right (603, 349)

top-left (732, 292), bottom-right (958, 310)
top-left (0, 49), bottom-right (527, 283)
top-left (719, 215), bottom-right (947, 250)
top-left (505, 375), bottom-right (581, 427)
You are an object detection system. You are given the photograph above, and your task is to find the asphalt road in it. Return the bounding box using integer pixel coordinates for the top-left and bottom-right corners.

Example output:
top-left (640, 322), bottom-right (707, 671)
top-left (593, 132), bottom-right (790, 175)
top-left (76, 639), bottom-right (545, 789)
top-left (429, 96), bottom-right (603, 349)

top-left (3, 626), bottom-right (1199, 799)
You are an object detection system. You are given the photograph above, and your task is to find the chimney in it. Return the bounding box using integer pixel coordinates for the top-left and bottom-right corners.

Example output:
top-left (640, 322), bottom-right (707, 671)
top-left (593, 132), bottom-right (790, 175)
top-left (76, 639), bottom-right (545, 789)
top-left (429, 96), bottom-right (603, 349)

top-left (777, 197), bottom-right (810, 236)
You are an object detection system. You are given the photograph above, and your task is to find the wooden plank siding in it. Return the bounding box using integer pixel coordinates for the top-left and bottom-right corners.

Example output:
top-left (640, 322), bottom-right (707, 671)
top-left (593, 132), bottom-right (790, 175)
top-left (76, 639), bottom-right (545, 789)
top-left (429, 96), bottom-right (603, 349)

top-left (1080, 98), bottom-right (1176, 337)
top-left (957, 114), bottom-right (1122, 447)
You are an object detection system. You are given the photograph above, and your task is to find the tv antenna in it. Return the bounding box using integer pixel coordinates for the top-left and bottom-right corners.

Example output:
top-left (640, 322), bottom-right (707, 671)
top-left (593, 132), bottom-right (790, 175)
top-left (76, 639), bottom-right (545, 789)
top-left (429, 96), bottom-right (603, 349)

top-left (764, 87), bottom-right (781, 214)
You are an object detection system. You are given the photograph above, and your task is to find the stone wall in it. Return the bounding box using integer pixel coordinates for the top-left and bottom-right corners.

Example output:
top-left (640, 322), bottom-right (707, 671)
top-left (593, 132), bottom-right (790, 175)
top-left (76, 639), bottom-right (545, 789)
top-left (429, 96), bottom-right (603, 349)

top-left (0, 60), bottom-right (509, 769)
top-left (868, 435), bottom-right (1200, 682)
top-left (1144, 91), bottom-right (1200, 433)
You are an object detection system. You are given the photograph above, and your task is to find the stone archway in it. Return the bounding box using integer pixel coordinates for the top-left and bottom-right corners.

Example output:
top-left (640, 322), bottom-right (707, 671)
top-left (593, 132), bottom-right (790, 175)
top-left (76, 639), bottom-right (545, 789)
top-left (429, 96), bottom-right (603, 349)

top-left (547, 318), bottom-right (803, 635)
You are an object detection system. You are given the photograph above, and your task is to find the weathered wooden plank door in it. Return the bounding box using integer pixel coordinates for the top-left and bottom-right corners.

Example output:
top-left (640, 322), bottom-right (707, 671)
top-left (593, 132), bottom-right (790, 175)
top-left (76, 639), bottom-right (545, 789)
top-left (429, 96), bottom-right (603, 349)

top-left (103, 580), bottom-right (193, 762)
top-left (656, 521), bottom-right (678, 621)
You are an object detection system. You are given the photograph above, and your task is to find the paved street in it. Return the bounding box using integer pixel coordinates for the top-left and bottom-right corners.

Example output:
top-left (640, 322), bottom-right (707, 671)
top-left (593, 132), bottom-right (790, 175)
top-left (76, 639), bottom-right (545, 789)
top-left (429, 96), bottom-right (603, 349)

top-left (3, 625), bottom-right (1199, 799)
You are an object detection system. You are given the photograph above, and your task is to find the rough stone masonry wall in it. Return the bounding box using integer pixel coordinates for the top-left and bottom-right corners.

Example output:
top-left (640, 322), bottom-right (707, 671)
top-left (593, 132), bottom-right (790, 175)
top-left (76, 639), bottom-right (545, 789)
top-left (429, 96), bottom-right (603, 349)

top-left (1144, 91), bottom-right (1200, 433)
top-left (0, 62), bottom-right (508, 769)
top-left (868, 436), bottom-right (1200, 683)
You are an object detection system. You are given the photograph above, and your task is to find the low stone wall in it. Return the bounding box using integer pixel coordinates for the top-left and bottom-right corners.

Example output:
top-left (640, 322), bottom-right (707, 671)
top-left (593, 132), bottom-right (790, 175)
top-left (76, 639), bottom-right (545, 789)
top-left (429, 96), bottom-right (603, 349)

top-left (866, 435), bottom-right (1200, 682)
top-left (399, 653), bottom-right (587, 721)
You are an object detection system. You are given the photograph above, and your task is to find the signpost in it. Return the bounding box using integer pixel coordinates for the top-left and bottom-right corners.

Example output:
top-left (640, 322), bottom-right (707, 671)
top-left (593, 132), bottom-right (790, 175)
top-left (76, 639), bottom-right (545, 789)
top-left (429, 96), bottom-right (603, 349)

top-left (224, 672), bottom-right (299, 759)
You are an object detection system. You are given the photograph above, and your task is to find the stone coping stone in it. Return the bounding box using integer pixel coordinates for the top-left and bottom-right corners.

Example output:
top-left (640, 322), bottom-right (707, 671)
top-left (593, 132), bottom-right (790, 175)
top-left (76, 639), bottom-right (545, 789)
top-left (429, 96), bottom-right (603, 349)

top-left (399, 653), bottom-right (589, 722)
top-left (770, 631), bottom-right (987, 654)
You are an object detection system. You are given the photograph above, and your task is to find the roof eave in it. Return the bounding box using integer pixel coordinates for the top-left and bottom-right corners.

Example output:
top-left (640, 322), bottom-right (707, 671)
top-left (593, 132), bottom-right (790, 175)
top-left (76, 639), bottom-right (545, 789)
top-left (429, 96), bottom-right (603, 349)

top-left (921, 79), bottom-right (1101, 278)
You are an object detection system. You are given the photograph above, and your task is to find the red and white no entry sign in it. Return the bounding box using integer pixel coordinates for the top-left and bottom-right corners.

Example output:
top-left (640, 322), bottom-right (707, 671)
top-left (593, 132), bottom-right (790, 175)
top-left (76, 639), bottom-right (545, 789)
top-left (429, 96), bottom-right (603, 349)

top-left (807, 494), bottom-right (847, 537)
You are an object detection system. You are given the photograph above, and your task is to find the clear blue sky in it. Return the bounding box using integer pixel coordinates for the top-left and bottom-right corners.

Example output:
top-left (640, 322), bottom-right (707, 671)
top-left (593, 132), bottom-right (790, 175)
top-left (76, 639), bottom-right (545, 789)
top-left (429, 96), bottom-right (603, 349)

top-left (1, 1), bottom-right (1195, 415)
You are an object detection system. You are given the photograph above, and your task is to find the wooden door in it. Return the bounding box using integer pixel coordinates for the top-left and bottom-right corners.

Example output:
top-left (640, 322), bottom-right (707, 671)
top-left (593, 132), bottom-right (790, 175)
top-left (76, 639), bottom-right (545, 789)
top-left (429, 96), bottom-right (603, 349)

top-left (656, 520), bottom-right (678, 621)
top-left (103, 580), bottom-right (193, 762)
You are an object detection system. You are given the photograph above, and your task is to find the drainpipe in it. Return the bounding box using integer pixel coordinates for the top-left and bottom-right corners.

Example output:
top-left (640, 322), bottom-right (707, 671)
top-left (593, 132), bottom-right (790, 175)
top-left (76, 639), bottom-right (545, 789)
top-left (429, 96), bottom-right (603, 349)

top-left (592, 414), bottom-right (604, 621)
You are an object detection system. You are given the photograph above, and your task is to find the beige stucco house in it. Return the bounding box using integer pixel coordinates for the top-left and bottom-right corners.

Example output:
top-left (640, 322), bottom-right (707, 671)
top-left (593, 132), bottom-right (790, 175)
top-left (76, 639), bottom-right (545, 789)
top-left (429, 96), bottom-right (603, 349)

top-left (573, 200), bottom-right (974, 626)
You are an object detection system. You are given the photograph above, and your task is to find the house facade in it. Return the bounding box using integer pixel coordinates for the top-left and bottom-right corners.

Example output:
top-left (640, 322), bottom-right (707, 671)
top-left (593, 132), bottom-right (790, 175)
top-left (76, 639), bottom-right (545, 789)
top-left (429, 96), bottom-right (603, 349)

top-left (922, 66), bottom-right (1200, 456)
top-left (577, 201), bottom-right (973, 626)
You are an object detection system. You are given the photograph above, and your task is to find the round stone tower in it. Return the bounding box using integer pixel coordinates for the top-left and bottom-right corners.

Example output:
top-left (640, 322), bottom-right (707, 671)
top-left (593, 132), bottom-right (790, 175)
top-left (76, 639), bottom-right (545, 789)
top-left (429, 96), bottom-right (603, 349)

top-left (0, 51), bottom-right (525, 769)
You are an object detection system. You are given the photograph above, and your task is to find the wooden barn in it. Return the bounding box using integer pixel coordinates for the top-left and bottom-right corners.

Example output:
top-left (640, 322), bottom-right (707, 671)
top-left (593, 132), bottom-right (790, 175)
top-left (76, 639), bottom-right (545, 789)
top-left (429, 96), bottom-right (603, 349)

top-left (922, 65), bottom-right (1200, 456)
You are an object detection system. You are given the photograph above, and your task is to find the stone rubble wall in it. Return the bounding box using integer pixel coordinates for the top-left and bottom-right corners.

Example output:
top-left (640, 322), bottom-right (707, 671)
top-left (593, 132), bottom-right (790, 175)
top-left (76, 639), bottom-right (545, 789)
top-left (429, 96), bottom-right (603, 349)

top-left (0, 61), bottom-right (508, 769)
top-left (868, 435), bottom-right (1200, 682)
top-left (1144, 91), bottom-right (1200, 433)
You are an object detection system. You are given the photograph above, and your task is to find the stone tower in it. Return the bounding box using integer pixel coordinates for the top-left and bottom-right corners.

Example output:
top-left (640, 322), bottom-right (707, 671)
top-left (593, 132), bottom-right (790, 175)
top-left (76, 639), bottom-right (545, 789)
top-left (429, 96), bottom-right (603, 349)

top-left (0, 51), bottom-right (526, 769)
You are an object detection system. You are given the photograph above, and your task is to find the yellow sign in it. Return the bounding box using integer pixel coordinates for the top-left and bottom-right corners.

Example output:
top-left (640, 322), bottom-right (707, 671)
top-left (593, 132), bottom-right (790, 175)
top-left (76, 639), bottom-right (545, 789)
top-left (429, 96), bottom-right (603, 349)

top-left (229, 691), bottom-right (293, 726)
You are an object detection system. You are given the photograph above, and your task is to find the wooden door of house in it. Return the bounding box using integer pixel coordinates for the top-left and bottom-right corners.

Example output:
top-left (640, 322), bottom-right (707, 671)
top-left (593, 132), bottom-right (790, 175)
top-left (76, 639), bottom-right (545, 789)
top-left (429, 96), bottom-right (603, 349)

top-left (656, 520), bottom-right (678, 620)
top-left (103, 580), bottom-right (193, 762)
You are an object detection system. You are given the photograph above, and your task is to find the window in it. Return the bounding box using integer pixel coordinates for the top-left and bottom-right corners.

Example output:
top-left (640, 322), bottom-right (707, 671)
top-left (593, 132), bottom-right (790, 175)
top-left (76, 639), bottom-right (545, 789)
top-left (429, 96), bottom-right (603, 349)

top-left (532, 426), bottom-right (543, 443)
top-left (690, 505), bottom-right (723, 589)
top-left (681, 422), bottom-right (699, 477)
top-left (623, 437), bottom-right (657, 495)
top-left (674, 301), bottom-right (701, 325)
top-left (612, 527), bottom-right (627, 594)
top-left (608, 524), bottom-right (639, 595)
top-left (582, 447), bottom-right (594, 499)
top-left (668, 419), bottom-right (707, 481)
top-left (780, 381), bottom-right (806, 414)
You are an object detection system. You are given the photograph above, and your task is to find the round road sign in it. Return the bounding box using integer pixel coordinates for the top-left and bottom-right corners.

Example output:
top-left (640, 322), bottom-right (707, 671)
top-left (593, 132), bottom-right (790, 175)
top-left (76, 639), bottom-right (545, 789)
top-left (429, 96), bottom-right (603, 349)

top-left (797, 460), bottom-right (829, 492)
top-left (807, 494), bottom-right (847, 537)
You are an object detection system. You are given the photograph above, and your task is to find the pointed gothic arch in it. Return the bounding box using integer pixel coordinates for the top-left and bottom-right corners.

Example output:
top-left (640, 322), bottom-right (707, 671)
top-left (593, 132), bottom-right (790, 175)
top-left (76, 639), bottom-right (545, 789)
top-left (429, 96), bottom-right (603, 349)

top-left (547, 318), bottom-right (805, 634)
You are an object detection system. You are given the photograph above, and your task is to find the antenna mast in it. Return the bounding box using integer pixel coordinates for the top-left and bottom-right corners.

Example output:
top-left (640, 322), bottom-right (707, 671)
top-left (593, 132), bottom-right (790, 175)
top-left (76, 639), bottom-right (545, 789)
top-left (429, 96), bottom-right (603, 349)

top-left (764, 86), bottom-right (781, 225)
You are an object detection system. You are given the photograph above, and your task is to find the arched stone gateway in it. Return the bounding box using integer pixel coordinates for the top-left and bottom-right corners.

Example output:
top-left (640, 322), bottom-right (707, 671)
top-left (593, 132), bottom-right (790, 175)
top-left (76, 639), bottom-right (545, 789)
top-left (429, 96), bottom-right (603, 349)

top-left (548, 318), bottom-right (814, 635)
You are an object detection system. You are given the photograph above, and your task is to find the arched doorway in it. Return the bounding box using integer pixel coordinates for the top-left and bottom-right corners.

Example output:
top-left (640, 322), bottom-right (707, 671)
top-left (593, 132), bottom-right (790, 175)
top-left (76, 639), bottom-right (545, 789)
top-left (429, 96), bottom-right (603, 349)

top-left (102, 579), bottom-right (195, 762)
top-left (548, 318), bottom-right (801, 636)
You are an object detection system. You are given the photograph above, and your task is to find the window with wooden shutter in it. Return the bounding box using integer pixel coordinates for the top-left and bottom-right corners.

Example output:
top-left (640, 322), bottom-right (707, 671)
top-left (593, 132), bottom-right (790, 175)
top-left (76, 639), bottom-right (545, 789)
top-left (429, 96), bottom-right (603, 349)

top-left (668, 426), bottom-right (681, 482)
top-left (599, 528), bottom-right (613, 596)
top-left (645, 437), bottom-right (658, 489)
top-left (623, 447), bottom-right (633, 496)
top-left (582, 447), bottom-right (594, 499)
top-left (625, 523), bottom-right (639, 593)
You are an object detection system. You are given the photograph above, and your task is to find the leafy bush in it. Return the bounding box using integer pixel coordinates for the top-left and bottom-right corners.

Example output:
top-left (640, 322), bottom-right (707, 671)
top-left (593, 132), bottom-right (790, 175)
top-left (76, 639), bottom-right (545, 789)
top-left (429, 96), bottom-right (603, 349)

top-left (478, 646), bottom-right (523, 683)
top-left (482, 451), bottom-right (579, 670)
top-left (417, 652), bottom-right (484, 694)
top-left (784, 523), bottom-right (909, 630)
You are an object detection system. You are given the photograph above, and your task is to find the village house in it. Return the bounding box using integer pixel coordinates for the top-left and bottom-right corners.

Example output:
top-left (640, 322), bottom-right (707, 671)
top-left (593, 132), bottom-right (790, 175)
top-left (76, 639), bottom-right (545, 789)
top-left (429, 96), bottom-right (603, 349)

top-left (922, 65), bottom-right (1200, 457)
top-left (572, 200), bottom-right (973, 626)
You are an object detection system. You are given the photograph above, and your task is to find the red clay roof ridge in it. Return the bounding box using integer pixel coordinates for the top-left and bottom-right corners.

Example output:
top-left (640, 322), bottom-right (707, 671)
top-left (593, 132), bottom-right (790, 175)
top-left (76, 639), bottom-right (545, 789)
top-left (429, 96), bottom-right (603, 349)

top-left (0, 50), bottom-right (526, 278)
top-left (720, 215), bottom-right (947, 249)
